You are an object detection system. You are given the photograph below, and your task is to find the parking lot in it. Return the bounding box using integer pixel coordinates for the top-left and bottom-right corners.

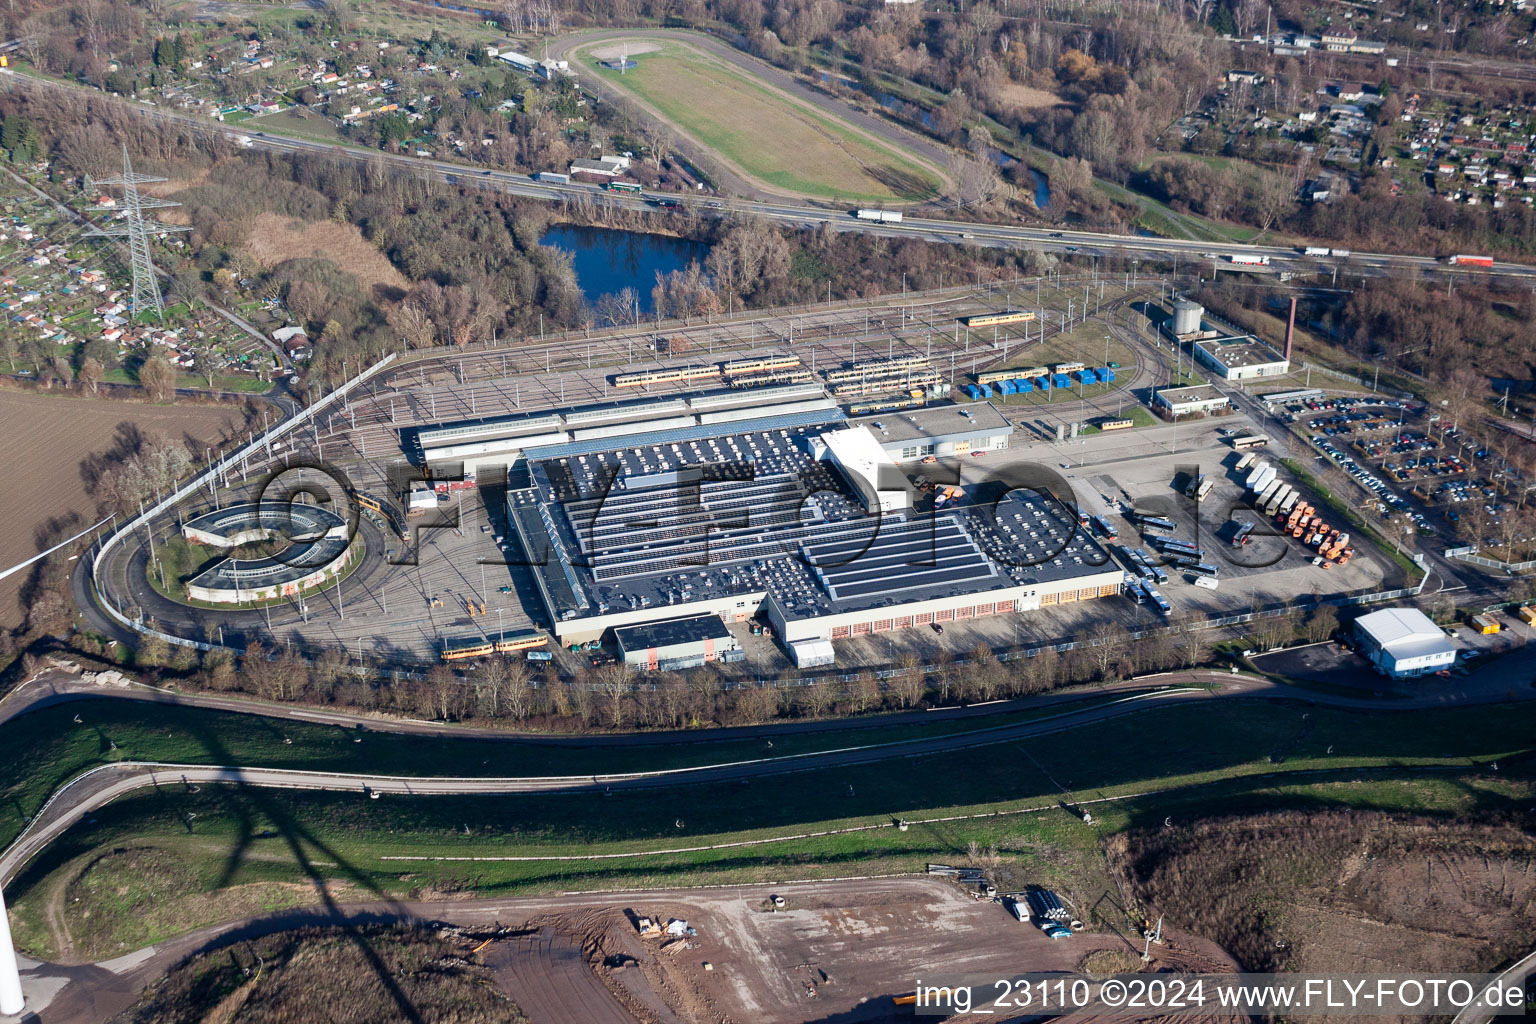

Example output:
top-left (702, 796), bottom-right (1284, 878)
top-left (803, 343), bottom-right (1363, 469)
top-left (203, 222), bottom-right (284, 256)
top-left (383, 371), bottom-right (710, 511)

top-left (1027, 431), bottom-right (1394, 613)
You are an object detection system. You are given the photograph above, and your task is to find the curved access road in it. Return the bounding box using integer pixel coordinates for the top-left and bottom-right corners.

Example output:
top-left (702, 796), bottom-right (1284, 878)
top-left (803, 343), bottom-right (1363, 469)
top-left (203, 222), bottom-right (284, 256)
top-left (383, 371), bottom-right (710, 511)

top-left (1453, 945), bottom-right (1536, 1024)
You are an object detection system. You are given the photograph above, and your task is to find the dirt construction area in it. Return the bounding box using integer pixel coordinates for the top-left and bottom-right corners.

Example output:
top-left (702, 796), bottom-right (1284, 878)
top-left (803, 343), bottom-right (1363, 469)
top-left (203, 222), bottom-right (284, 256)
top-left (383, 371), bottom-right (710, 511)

top-left (494, 877), bottom-right (1236, 1024)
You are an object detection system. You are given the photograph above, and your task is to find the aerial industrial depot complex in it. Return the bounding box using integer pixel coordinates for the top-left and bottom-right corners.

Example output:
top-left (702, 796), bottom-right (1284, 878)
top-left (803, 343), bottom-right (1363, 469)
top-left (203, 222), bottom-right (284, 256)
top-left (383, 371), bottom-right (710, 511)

top-left (128, 290), bottom-right (1407, 671)
top-left (398, 367), bottom-right (1116, 661)
top-left (502, 396), bottom-right (1120, 656)
top-left (385, 335), bottom-right (1389, 666)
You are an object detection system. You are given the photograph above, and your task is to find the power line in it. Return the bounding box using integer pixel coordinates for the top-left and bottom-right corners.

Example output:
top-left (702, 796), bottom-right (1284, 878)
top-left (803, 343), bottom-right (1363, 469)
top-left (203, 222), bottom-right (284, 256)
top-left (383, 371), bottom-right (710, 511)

top-left (85, 145), bottom-right (190, 321)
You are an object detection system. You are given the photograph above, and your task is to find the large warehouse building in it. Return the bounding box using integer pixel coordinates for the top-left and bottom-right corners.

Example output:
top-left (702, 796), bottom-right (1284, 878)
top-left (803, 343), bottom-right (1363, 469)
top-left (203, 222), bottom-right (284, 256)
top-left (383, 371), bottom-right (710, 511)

top-left (506, 410), bottom-right (1123, 648)
top-left (415, 382), bottom-right (838, 480)
top-left (1353, 607), bottom-right (1456, 678)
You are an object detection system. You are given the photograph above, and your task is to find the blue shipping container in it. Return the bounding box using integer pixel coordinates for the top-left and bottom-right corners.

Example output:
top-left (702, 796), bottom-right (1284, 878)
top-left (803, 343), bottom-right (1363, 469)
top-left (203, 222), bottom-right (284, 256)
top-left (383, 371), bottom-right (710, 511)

top-left (1016, 379), bottom-right (1033, 393)
top-left (1000, 380), bottom-right (1016, 395)
top-left (1053, 374), bottom-right (1070, 388)
top-left (1036, 376), bottom-right (1051, 391)
top-left (1102, 369), bottom-right (1116, 382)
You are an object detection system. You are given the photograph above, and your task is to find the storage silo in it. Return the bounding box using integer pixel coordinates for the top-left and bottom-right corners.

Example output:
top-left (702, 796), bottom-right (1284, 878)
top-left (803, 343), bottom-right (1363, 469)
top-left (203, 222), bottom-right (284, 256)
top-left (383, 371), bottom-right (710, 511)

top-left (1171, 299), bottom-right (1204, 336)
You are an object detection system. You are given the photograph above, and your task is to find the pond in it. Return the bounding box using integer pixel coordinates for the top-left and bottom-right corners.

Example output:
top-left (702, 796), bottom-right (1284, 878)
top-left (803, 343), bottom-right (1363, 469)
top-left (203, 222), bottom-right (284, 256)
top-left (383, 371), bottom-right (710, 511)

top-left (986, 149), bottom-right (1051, 210)
top-left (541, 224), bottom-right (710, 314)
top-left (1028, 168), bottom-right (1052, 210)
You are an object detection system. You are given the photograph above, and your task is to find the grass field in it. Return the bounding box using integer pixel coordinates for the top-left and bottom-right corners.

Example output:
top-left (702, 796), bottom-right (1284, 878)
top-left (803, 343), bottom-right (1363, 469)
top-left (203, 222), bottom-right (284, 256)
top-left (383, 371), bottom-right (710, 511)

top-left (8, 699), bottom-right (1535, 957)
top-left (0, 392), bottom-right (241, 629)
top-left (0, 693), bottom-right (1140, 852)
top-left (581, 40), bottom-right (945, 202)
top-left (247, 106), bottom-right (346, 143)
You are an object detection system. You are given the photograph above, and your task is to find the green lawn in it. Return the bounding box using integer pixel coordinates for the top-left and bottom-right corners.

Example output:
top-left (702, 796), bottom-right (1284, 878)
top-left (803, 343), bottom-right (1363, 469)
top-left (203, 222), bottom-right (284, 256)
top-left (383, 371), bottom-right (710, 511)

top-left (0, 693), bottom-right (1150, 852)
top-left (248, 106), bottom-right (345, 143)
top-left (583, 40), bottom-right (944, 202)
top-left (10, 695), bottom-right (1530, 861)
top-left (9, 697), bottom-right (1533, 957)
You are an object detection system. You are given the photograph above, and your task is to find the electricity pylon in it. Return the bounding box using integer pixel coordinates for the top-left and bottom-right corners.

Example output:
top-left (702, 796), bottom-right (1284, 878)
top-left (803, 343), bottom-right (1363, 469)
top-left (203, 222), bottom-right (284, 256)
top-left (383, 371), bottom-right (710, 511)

top-left (86, 145), bottom-right (189, 322)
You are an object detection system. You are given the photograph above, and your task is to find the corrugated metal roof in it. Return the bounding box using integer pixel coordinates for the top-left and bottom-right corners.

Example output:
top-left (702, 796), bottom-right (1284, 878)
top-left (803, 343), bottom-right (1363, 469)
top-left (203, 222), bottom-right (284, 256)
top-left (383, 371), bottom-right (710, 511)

top-left (521, 408), bottom-right (846, 462)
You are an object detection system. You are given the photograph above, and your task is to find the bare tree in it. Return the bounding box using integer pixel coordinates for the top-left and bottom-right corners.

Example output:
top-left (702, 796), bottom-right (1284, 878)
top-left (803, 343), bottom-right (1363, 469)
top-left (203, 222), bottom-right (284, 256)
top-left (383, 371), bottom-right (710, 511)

top-left (191, 338), bottom-right (221, 388)
top-left (139, 355), bottom-right (178, 403)
top-left (594, 661), bottom-right (634, 728)
top-left (950, 153), bottom-right (1001, 209)
top-left (1306, 603), bottom-right (1339, 643)
top-left (387, 301), bottom-right (436, 349)
top-left (473, 658), bottom-right (510, 718)
top-left (1177, 617), bottom-right (1212, 668)
top-left (1087, 620), bottom-right (1130, 680)
top-left (891, 652), bottom-right (926, 707)
top-left (78, 357), bottom-right (104, 395)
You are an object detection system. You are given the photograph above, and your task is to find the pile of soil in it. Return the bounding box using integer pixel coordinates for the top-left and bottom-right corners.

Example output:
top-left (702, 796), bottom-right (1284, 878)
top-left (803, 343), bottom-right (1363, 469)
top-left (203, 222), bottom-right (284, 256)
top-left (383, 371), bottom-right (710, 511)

top-left (110, 924), bottom-right (529, 1024)
top-left (1107, 811), bottom-right (1536, 975)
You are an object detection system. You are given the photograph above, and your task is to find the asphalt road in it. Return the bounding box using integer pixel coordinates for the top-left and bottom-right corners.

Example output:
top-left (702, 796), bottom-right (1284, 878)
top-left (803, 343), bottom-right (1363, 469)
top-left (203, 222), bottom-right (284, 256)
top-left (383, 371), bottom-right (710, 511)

top-left (2, 67), bottom-right (1532, 284)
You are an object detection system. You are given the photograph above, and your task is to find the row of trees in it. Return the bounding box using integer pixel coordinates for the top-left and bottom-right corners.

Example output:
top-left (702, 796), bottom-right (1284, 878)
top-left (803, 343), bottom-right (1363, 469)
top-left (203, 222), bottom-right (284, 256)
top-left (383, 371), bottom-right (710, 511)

top-left (102, 599), bottom-right (1347, 732)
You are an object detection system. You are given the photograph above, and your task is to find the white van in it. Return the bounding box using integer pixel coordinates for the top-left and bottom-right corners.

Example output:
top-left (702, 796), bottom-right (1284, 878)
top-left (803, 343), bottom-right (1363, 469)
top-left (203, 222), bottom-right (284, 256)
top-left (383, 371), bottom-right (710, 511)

top-left (1191, 576), bottom-right (1219, 591)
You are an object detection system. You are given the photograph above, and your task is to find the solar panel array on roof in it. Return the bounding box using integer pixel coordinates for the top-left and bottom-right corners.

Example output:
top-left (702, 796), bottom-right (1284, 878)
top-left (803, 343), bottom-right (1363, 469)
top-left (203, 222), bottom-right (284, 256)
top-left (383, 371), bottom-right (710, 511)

top-left (520, 408), bottom-right (846, 463)
top-left (509, 419), bottom-right (1123, 630)
top-left (544, 426), bottom-right (856, 584)
top-left (805, 516), bottom-right (998, 602)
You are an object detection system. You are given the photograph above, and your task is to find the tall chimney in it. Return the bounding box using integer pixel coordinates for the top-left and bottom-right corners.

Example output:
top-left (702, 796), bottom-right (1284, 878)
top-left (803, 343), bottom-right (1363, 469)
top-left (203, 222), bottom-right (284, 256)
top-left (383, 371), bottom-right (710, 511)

top-left (0, 886), bottom-right (24, 1016)
top-left (1284, 296), bottom-right (1297, 362)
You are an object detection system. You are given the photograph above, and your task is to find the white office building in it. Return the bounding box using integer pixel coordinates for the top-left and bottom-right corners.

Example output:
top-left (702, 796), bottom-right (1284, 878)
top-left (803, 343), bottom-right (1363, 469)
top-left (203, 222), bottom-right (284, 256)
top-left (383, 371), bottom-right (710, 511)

top-left (1353, 607), bottom-right (1456, 678)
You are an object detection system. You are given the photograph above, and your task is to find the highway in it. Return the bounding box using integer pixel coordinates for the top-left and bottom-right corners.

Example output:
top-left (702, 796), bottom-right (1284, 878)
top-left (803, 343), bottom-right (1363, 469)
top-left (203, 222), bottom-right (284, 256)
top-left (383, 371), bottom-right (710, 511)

top-left (3, 69), bottom-right (1533, 283)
